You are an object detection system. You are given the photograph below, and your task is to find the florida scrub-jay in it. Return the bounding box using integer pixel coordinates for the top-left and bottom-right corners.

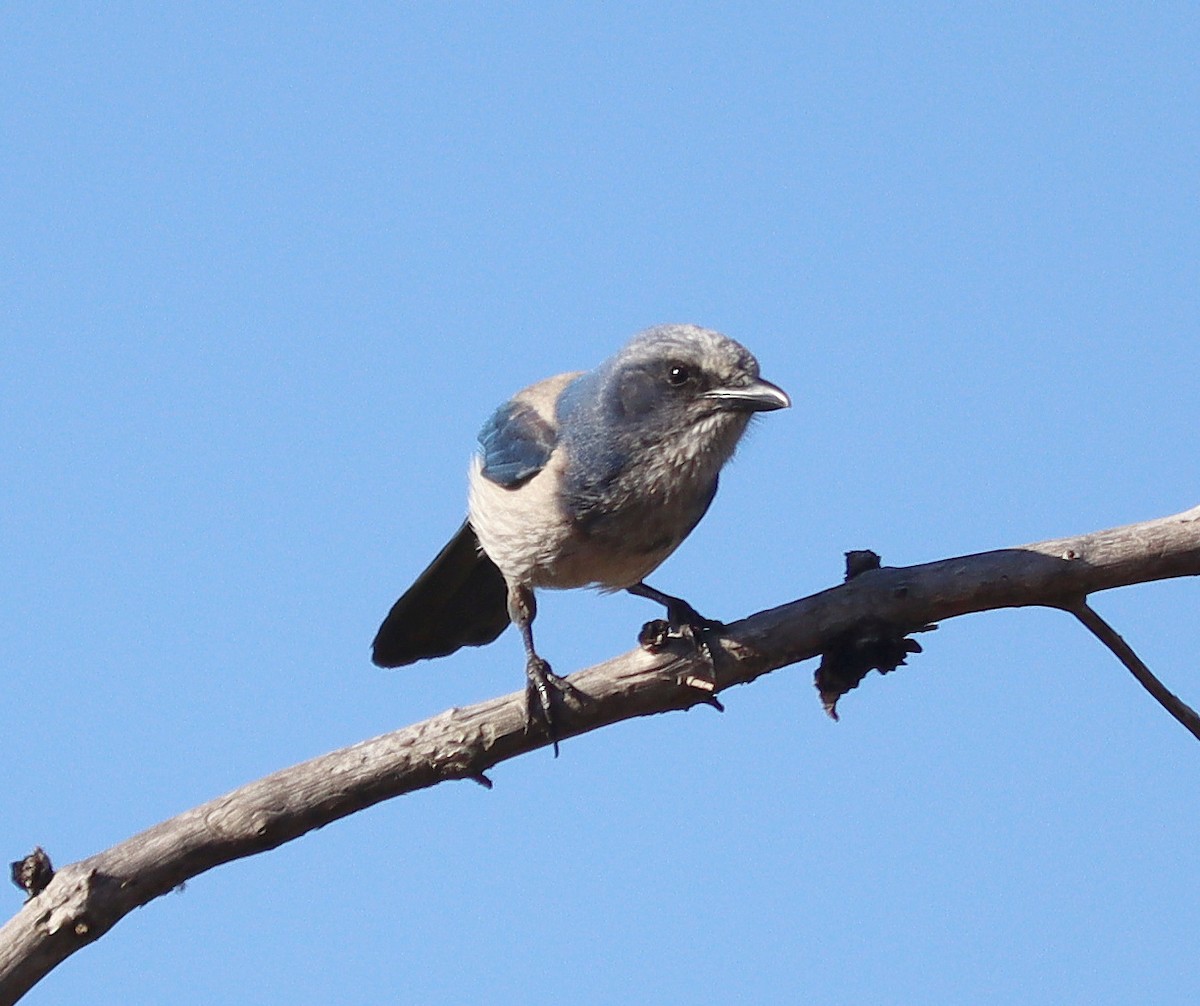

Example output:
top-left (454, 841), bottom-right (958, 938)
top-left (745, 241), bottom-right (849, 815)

top-left (372, 324), bottom-right (789, 747)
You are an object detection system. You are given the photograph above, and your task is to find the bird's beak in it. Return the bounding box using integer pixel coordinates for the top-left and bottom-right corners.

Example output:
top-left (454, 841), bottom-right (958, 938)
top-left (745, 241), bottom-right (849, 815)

top-left (704, 377), bottom-right (791, 412)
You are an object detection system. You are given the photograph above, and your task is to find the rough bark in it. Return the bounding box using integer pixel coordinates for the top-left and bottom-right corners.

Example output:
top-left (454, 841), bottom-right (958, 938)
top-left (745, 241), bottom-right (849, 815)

top-left (3, 504), bottom-right (1199, 1004)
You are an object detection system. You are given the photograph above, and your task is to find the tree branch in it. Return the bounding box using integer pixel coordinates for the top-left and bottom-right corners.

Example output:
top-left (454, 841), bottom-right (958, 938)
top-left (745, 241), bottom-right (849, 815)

top-left (1065, 598), bottom-right (1200, 742)
top-left (3, 504), bottom-right (1200, 1004)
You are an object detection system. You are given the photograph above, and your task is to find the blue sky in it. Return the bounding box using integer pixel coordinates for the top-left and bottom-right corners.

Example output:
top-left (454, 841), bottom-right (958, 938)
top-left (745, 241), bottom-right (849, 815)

top-left (4, 4), bottom-right (1199, 1003)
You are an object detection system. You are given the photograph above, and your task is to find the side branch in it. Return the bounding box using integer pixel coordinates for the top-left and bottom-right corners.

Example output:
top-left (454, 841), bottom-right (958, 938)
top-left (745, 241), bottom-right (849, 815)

top-left (1066, 599), bottom-right (1200, 742)
top-left (3, 504), bottom-right (1199, 1004)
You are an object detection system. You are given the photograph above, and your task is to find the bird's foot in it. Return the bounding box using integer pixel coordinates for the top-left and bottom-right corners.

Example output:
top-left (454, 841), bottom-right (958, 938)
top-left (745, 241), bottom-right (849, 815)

top-left (638, 602), bottom-right (725, 659)
top-left (662, 597), bottom-right (726, 638)
top-left (524, 656), bottom-right (589, 757)
top-left (637, 618), bottom-right (673, 653)
top-left (637, 609), bottom-right (727, 712)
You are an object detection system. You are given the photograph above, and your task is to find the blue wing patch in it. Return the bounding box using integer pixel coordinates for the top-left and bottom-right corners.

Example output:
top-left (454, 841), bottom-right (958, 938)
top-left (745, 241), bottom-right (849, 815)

top-left (478, 400), bottom-right (557, 488)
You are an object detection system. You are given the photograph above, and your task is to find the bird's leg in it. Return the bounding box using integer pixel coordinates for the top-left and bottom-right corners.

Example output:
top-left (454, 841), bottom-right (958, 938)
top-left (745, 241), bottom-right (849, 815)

top-left (627, 582), bottom-right (726, 706)
top-left (628, 581), bottom-right (724, 634)
top-left (508, 584), bottom-right (587, 756)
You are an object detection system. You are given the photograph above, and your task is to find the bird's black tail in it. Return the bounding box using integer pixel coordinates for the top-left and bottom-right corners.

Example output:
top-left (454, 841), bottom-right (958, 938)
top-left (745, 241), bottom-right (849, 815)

top-left (371, 521), bottom-right (510, 667)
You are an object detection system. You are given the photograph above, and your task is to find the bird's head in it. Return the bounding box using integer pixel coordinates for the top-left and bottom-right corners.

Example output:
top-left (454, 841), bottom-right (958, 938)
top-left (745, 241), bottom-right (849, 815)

top-left (608, 323), bottom-right (789, 425)
top-left (558, 324), bottom-right (789, 477)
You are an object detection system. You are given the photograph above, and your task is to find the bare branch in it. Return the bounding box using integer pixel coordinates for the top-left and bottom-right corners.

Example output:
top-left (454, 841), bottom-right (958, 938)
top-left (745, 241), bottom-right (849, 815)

top-left (3, 504), bottom-right (1199, 1004)
top-left (1066, 598), bottom-right (1200, 742)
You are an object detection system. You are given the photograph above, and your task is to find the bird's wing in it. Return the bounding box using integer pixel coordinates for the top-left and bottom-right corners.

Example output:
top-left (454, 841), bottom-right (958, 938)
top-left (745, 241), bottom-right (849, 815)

top-left (477, 397), bottom-right (559, 488)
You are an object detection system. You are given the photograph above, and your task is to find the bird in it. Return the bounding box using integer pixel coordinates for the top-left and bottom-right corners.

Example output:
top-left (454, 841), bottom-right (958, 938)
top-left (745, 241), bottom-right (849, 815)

top-left (372, 323), bottom-right (790, 750)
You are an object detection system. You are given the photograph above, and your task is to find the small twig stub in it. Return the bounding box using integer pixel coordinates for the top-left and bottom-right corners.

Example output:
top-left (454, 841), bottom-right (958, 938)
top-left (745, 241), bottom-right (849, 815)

top-left (10, 849), bottom-right (54, 902)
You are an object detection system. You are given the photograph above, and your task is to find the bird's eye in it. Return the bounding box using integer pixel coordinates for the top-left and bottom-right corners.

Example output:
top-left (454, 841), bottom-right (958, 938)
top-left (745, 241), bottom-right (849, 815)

top-left (666, 364), bottom-right (691, 387)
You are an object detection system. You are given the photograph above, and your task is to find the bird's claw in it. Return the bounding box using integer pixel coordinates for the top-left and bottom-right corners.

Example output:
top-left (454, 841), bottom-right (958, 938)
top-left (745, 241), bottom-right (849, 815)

top-left (677, 620), bottom-right (723, 691)
top-left (695, 624), bottom-right (723, 668)
top-left (638, 599), bottom-right (725, 643)
top-left (663, 597), bottom-right (725, 635)
top-left (637, 618), bottom-right (673, 653)
top-left (638, 612), bottom-right (724, 661)
top-left (637, 611), bottom-right (726, 706)
top-left (524, 656), bottom-right (589, 757)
